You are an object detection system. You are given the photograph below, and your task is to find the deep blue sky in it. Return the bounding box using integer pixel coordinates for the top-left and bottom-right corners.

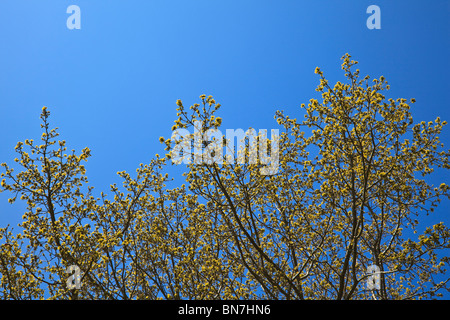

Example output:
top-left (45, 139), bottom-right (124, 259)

top-left (0, 0), bottom-right (449, 297)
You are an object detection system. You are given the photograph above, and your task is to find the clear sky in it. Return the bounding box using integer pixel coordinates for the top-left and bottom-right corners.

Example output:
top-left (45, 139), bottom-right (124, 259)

top-left (0, 0), bottom-right (449, 297)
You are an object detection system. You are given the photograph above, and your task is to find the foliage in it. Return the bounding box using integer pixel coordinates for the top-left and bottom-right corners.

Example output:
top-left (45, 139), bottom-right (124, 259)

top-left (1, 54), bottom-right (449, 299)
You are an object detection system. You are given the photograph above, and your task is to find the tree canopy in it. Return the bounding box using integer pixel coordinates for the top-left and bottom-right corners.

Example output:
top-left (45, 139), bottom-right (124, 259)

top-left (1, 54), bottom-right (449, 299)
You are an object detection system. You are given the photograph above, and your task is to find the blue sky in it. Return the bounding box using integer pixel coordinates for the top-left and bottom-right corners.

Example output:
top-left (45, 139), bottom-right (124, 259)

top-left (0, 0), bottom-right (449, 297)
